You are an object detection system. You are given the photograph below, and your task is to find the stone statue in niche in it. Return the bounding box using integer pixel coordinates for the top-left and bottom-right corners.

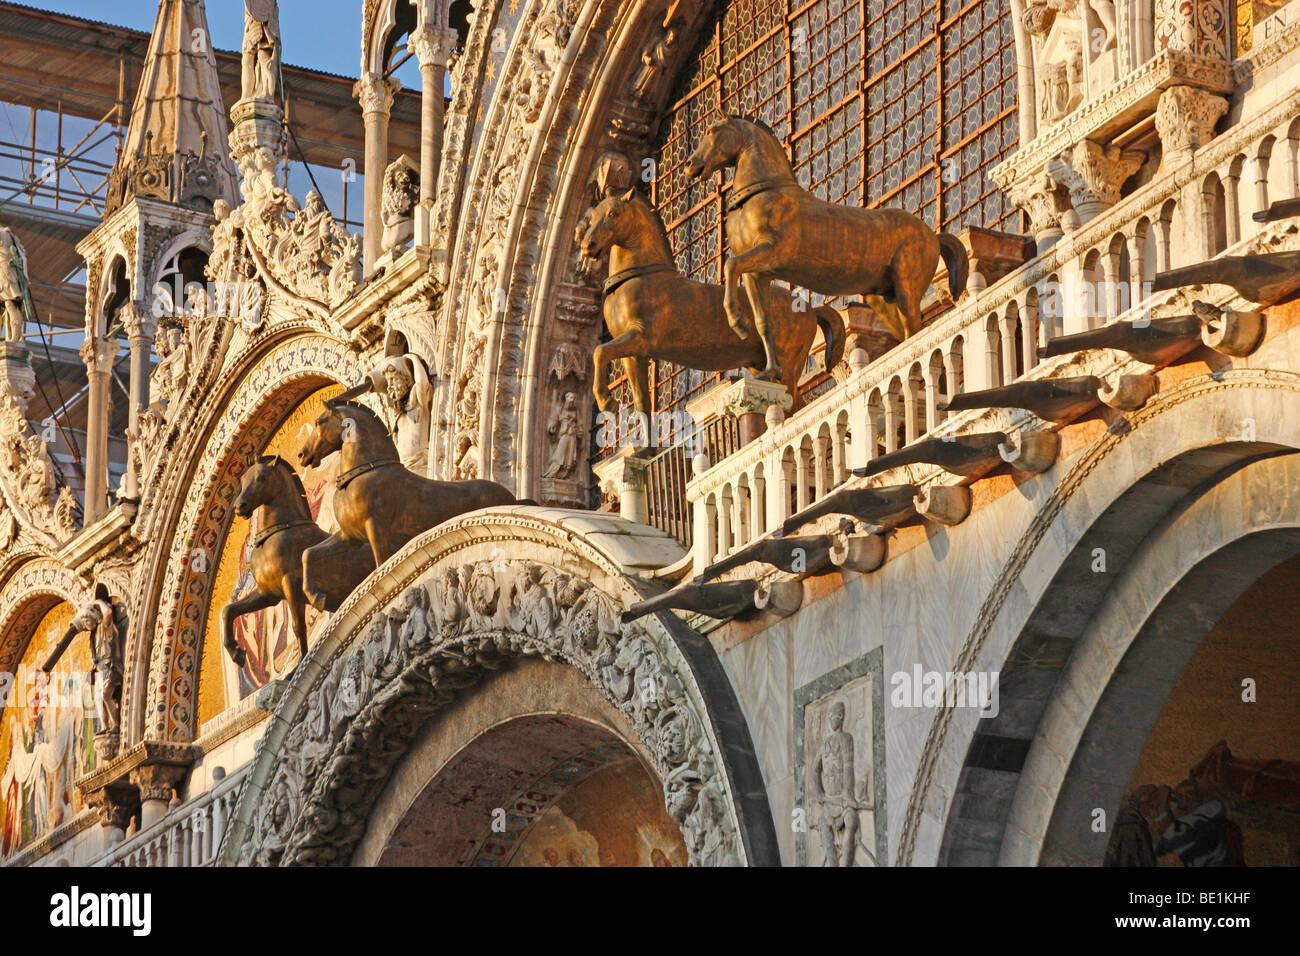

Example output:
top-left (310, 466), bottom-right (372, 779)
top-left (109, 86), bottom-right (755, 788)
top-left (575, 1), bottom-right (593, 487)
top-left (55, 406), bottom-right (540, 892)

top-left (805, 679), bottom-right (877, 867)
top-left (242, 0), bottom-right (282, 102)
top-left (633, 16), bottom-right (681, 100)
top-left (381, 155), bottom-right (420, 257)
top-left (543, 390), bottom-right (582, 479)
top-left (42, 583), bottom-right (126, 744)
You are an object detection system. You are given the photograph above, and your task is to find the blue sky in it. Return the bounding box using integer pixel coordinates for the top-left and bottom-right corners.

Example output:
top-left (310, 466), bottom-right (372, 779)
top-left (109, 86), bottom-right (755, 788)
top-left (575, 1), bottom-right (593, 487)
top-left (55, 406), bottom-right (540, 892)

top-left (38, 1), bottom-right (369, 77)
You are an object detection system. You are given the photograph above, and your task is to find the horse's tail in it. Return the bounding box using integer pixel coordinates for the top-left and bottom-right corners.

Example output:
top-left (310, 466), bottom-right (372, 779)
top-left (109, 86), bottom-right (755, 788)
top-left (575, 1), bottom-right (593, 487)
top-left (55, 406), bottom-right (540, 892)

top-left (938, 232), bottom-right (969, 301)
top-left (814, 306), bottom-right (846, 374)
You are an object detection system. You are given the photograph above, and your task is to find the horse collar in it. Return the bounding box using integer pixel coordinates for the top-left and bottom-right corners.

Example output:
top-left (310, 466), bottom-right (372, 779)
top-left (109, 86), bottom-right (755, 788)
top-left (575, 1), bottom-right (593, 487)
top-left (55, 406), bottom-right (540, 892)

top-left (336, 458), bottom-right (401, 489)
top-left (602, 262), bottom-right (676, 296)
top-left (726, 178), bottom-right (791, 213)
top-left (253, 519), bottom-right (317, 548)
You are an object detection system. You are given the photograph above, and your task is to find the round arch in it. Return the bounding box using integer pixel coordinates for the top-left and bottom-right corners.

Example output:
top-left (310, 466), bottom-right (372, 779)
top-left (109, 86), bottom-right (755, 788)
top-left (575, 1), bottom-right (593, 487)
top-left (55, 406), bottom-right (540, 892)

top-left (900, 369), bottom-right (1300, 865)
top-left (353, 659), bottom-right (687, 866)
top-left (221, 508), bottom-right (780, 867)
top-left (133, 332), bottom-right (362, 744)
top-left (0, 560), bottom-right (87, 678)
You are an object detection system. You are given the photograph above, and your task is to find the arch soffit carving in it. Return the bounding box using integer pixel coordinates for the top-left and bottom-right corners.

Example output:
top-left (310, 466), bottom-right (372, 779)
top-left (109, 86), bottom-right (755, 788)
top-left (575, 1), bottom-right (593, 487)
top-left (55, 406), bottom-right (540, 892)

top-left (225, 508), bottom-right (779, 868)
top-left (901, 370), bottom-right (1300, 864)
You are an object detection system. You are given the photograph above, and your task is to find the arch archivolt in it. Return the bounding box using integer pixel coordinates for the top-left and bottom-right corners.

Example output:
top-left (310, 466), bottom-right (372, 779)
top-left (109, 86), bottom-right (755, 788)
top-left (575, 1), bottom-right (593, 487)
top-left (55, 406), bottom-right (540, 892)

top-left (223, 508), bottom-right (779, 867)
top-left (902, 368), bottom-right (1300, 864)
top-left (430, 0), bottom-right (714, 498)
top-left (0, 560), bottom-right (87, 677)
top-left (1021, 458), bottom-right (1300, 864)
top-left (134, 332), bottom-right (359, 745)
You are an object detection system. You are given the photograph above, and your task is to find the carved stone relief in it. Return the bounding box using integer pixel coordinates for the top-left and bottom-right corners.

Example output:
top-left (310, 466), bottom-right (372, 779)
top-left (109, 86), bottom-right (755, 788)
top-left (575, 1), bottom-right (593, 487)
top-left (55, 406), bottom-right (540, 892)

top-left (795, 649), bottom-right (887, 867)
top-left (236, 556), bottom-right (749, 867)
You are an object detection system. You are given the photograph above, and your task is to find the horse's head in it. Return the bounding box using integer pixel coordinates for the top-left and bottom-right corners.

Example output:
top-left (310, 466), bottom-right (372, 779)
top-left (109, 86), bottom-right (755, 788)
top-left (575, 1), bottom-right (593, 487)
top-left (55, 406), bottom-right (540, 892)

top-left (579, 190), bottom-right (639, 259)
top-left (685, 117), bottom-right (746, 180)
top-left (235, 455), bottom-right (290, 518)
top-left (298, 403), bottom-right (347, 469)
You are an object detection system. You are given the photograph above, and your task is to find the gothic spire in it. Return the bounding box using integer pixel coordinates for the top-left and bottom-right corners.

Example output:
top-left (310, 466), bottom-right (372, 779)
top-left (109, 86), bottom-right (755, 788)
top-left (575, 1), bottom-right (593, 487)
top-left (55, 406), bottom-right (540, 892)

top-left (105, 0), bottom-right (239, 216)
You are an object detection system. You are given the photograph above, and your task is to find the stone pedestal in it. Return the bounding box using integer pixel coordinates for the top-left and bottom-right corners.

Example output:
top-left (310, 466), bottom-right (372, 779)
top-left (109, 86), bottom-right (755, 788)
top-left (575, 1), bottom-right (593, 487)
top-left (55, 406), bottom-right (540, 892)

top-left (0, 341), bottom-right (35, 414)
top-left (228, 97), bottom-right (286, 204)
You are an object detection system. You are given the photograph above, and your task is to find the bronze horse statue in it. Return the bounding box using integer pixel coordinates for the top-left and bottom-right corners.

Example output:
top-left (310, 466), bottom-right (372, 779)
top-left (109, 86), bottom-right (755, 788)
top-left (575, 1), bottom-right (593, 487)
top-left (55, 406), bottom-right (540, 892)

top-left (579, 188), bottom-right (845, 412)
top-left (219, 455), bottom-right (374, 667)
top-left (684, 115), bottom-right (969, 361)
top-left (297, 393), bottom-right (520, 609)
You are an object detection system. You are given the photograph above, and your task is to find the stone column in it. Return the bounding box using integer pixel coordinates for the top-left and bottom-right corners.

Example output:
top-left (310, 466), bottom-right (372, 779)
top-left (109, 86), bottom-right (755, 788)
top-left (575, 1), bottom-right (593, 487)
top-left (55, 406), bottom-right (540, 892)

top-left (1126, 232), bottom-right (1148, 316)
top-left (121, 305), bottom-right (155, 500)
top-left (354, 71), bottom-right (400, 275)
top-left (1020, 297), bottom-right (1040, 375)
top-left (1224, 167), bottom-right (1242, 246)
top-left (720, 377), bottom-right (793, 447)
top-left (80, 334), bottom-right (120, 523)
top-left (410, 26), bottom-right (458, 248)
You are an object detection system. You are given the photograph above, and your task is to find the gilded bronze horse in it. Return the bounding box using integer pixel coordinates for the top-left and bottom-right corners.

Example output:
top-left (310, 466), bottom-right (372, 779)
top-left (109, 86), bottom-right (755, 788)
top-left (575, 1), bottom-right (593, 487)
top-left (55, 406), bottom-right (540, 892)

top-left (684, 115), bottom-right (969, 360)
top-left (579, 188), bottom-right (845, 412)
top-left (219, 456), bottom-right (373, 667)
top-left (297, 396), bottom-right (520, 608)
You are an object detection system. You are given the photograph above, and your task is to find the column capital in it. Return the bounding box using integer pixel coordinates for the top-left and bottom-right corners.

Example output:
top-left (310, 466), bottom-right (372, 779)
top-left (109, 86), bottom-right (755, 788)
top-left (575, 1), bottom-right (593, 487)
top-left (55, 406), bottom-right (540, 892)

top-left (80, 335), bottom-right (120, 374)
top-left (1049, 140), bottom-right (1143, 220)
top-left (354, 71), bottom-right (400, 116)
top-left (122, 304), bottom-right (158, 343)
top-left (1155, 86), bottom-right (1229, 166)
top-left (410, 25), bottom-right (459, 70)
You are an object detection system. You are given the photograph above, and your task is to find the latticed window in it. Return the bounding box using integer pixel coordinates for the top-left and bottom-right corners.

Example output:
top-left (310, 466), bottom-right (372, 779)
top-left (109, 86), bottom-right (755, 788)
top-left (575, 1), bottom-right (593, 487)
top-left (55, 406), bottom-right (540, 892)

top-left (598, 0), bottom-right (1020, 456)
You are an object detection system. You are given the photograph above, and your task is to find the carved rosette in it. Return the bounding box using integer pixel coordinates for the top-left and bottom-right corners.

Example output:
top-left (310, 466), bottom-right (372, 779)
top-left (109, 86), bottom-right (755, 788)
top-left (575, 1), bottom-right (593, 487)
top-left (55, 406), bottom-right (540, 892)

top-left (1155, 85), bottom-right (1229, 165)
top-left (237, 558), bottom-right (744, 867)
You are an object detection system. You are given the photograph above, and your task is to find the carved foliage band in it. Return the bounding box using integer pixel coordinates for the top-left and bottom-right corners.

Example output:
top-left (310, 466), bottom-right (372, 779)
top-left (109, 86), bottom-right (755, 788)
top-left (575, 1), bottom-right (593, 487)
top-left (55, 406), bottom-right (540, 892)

top-left (240, 558), bottom-right (743, 867)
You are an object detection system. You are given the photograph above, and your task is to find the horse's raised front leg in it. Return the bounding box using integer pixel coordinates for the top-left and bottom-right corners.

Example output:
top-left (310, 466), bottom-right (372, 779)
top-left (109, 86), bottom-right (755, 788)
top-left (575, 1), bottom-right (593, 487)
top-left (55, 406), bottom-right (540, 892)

top-left (220, 590), bottom-right (278, 667)
top-left (303, 532), bottom-right (355, 612)
top-left (284, 573), bottom-right (310, 663)
top-left (741, 273), bottom-right (783, 383)
top-left (722, 240), bottom-right (783, 340)
top-left (593, 331), bottom-right (647, 413)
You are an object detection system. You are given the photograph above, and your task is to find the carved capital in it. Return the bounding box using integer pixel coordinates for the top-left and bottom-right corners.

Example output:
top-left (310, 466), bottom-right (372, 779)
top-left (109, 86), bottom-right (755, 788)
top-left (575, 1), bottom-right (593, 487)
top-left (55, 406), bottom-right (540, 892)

top-left (720, 377), bottom-right (793, 420)
top-left (410, 25), bottom-right (458, 70)
top-left (1155, 85), bottom-right (1229, 165)
top-left (1049, 140), bottom-right (1144, 218)
top-left (353, 72), bottom-right (400, 116)
top-left (79, 335), bottom-right (120, 375)
top-left (129, 762), bottom-right (187, 804)
top-left (82, 784), bottom-right (136, 831)
top-left (121, 304), bottom-right (158, 343)
top-left (1007, 172), bottom-right (1070, 239)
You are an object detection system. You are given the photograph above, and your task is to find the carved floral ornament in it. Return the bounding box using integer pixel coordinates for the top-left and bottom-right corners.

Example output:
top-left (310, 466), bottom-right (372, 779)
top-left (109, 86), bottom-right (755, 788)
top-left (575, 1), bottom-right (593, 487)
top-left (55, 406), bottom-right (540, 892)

top-left (233, 547), bottom-right (754, 867)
